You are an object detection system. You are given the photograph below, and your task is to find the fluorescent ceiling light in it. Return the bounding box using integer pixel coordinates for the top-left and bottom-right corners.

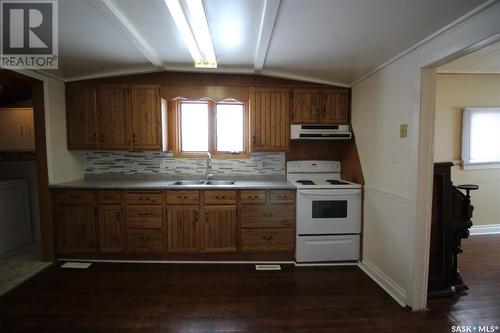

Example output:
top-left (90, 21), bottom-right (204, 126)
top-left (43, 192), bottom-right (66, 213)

top-left (165, 0), bottom-right (217, 68)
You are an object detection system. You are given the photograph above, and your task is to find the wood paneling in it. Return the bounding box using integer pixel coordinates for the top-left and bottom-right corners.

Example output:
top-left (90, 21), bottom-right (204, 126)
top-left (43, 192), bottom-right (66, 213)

top-left (167, 206), bottom-right (200, 252)
top-left (203, 206), bottom-right (237, 252)
top-left (129, 85), bottom-right (161, 150)
top-left (97, 206), bottom-right (124, 253)
top-left (55, 205), bottom-right (96, 254)
top-left (66, 85), bottom-right (98, 149)
top-left (98, 85), bottom-right (130, 149)
top-left (203, 190), bottom-right (236, 205)
top-left (250, 87), bottom-right (290, 151)
top-left (241, 228), bottom-right (294, 252)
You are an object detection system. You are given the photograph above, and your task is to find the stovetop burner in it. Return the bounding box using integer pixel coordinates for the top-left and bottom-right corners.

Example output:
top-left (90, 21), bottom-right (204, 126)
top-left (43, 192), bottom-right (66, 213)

top-left (296, 180), bottom-right (316, 185)
top-left (326, 179), bottom-right (350, 185)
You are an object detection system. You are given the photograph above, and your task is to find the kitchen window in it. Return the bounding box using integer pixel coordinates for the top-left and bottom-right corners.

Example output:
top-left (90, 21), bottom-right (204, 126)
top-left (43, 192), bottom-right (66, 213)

top-left (172, 99), bottom-right (249, 158)
top-left (462, 107), bottom-right (500, 169)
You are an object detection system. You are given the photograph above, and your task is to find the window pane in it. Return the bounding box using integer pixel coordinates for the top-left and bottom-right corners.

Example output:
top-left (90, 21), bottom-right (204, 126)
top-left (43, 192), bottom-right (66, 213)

top-left (181, 103), bottom-right (208, 151)
top-left (470, 110), bottom-right (500, 162)
top-left (216, 104), bottom-right (244, 152)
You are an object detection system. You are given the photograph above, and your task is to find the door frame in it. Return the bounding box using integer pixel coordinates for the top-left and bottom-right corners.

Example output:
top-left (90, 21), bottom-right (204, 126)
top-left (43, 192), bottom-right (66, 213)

top-left (2, 69), bottom-right (54, 261)
top-left (412, 32), bottom-right (500, 310)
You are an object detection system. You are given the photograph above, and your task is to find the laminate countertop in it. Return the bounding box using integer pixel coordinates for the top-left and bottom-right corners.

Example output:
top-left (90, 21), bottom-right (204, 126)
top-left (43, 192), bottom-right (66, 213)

top-left (49, 178), bottom-right (296, 190)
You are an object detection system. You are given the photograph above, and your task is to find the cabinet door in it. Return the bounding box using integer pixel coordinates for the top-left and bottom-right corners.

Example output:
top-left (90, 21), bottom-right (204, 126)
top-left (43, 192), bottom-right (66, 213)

top-left (129, 85), bottom-right (162, 150)
top-left (203, 206), bottom-right (237, 252)
top-left (292, 89), bottom-right (321, 124)
top-left (0, 108), bottom-right (35, 151)
top-left (97, 206), bottom-right (124, 253)
top-left (67, 85), bottom-right (98, 149)
top-left (322, 89), bottom-right (349, 124)
top-left (98, 85), bottom-right (130, 150)
top-left (250, 87), bottom-right (290, 151)
top-left (166, 206), bottom-right (200, 252)
top-left (56, 206), bottom-right (96, 254)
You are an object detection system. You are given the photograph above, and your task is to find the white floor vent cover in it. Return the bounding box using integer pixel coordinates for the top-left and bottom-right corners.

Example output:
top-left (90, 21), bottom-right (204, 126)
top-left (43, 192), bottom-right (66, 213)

top-left (61, 262), bottom-right (92, 269)
top-left (255, 264), bottom-right (281, 271)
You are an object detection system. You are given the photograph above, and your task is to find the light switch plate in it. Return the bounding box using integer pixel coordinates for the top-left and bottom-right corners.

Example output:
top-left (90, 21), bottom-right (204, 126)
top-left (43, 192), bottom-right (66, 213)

top-left (400, 124), bottom-right (408, 138)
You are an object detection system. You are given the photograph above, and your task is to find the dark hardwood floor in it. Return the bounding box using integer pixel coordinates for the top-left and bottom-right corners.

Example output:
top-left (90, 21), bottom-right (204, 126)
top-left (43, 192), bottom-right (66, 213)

top-left (0, 235), bottom-right (499, 332)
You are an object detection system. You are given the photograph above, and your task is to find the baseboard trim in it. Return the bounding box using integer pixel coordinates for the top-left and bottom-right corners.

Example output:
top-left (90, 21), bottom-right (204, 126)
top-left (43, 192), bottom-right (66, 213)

top-left (469, 224), bottom-right (500, 235)
top-left (358, 260), bottom-right (407, 307)
top-left (58, 259), bottom-right (296, 265)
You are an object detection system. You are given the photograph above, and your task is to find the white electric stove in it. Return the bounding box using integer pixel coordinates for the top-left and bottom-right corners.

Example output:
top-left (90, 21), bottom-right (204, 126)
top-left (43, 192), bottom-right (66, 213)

top-left (287, 161), bottom-right (362, 263)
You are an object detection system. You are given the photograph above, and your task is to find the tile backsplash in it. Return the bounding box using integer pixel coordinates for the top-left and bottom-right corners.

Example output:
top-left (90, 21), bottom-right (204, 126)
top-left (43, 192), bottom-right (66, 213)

top-left (84, 151), bottom-right (285, 177)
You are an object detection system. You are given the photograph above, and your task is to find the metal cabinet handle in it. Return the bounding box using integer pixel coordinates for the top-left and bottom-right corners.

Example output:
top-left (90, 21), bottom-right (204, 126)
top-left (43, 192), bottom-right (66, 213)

top-left (184, 196), bottom-right (188, 199)
top-left (132, 134), bottom-right (136, 144)
top-left (252, 136), bottom-right (256, 145)
top-left (205, 211), bottom-right (209, 222)
top-left (263, 212), bottom-right (273, 217)
top-left (194, 211), bottom-right (199, 221)
top-left (263, 235), bottom-right (273, 241)
top-left (100, 133), bottom-right (105, 144)
top-left (115, 212), bottom-right (121, 220)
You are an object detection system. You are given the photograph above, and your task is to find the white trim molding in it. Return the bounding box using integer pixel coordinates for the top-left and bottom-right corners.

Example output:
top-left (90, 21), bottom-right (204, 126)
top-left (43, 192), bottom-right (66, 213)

top-left (469, 224), bottom-right (500, 236)
top-left (358, 260), bottom-right (407, 307)
top-left (364, 184), bottom-right (412, 205)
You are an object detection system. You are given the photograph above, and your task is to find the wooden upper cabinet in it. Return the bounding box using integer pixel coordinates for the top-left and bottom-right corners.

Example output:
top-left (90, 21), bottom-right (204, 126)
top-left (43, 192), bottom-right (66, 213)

top-left (97, 85), bottom-right (130, 150)
top-left (322, 89), bottom-right (349, 124)
top-left (292, 88), bottom-right (349, 124)
top-left (203, 206), bottom-right (237, 253)
top-left (292, 88), bottom-right (321, 124)
top-left (66, 85), bottom-right (98, 149)
top-left (129, 85), bottom-right (161, 150)
top-left (250, 87), bottom-right (290, 152)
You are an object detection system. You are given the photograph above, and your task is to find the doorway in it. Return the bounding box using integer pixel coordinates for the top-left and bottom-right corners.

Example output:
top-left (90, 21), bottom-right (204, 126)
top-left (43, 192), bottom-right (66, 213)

top-left (0, 70), bottom-right (52, 296)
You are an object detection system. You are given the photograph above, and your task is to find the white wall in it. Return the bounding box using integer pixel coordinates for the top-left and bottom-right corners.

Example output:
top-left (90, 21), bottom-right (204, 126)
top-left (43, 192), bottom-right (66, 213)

top-left (15, 71), bottom-right (85, 184)
top-left (352, 2), bottom-right (500, 307)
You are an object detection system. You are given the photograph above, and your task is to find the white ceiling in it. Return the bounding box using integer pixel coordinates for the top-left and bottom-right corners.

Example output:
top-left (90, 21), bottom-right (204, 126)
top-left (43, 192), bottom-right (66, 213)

top-left (438, 39), bottom-right (500, 74)
top-left (45, 0), bottom-right (490, 85)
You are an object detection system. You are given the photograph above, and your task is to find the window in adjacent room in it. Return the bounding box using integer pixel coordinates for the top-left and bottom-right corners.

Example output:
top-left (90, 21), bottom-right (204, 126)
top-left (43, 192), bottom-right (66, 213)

top-left (462, 107), bottom-right (500, 169)
top-left (174, 98), bottom-right (248, 158)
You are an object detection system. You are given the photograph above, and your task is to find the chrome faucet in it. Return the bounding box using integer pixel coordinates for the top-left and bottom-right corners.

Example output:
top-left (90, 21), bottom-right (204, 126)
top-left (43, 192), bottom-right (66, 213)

top-left (206, 152), bottom-right (214, 181)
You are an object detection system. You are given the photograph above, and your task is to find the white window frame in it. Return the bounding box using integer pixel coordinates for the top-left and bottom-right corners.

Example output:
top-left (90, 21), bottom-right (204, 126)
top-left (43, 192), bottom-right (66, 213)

top-left (462, 107), bottom-right (500, 170)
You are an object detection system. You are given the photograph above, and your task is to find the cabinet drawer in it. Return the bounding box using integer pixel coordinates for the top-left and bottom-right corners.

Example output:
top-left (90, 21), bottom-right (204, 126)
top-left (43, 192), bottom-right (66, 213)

top-left (126, 191), bottom-right (163, 205)
top-left (204, 190), bottom-right (236, 205)
top-left (127, 229), bottom-right (164, 252)
top-left (127, 216), bottom-right (163, 229)
top-left (270, 190), bottom-right (295, 204)
top-left (240, 190), bottom-right (267, 204)
top-left (97, 190), bottom-right (122, 205)
top-left (241, 228), bottom-right (294, 252)
top-left (240, 205), bottom-right (294, 218)
top-left (166, 190), bottom-right (199, 205)
top-left (55, 190), bottom-right (94, 204)
top-left (241, 216), bottom-right (293, 229)
top-left (127, 206), bottom-right (162, 218)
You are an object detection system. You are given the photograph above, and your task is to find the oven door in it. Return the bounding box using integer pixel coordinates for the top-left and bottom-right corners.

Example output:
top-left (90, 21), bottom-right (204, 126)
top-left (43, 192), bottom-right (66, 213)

top-left (297, 189), bottom-right (361, 234)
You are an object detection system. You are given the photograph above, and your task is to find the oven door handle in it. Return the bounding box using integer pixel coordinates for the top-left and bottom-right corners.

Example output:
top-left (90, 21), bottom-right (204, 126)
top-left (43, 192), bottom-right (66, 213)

top-left (299, 189), bottom-right (361, 196)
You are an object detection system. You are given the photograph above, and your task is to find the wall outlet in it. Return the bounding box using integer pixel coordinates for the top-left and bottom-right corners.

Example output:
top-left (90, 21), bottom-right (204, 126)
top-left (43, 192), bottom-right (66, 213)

top-left (400, 124), bottom-right (408, 138)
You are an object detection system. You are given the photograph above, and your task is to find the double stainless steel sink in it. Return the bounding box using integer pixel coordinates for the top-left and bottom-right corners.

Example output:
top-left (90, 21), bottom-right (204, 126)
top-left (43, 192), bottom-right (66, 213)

top-left (171, 180), bottom-right (235, 186)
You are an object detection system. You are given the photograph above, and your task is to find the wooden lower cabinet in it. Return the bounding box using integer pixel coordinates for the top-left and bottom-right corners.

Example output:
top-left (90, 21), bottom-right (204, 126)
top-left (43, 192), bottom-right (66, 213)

top-left (56, 205), bottom-right (96, 254)
top-left (203, 206), bottom-right (237, 252)
top-left (167, 206), bottom-right (200, 252)
top-left (97, 206), bottom-right (124, 253)
top-left (53, 189), bottom-right (296, 258)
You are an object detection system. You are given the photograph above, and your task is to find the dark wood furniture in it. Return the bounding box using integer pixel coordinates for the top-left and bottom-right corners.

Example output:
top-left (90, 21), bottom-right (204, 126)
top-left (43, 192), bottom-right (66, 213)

top-left (428, 162), bottom-right (478, 297)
